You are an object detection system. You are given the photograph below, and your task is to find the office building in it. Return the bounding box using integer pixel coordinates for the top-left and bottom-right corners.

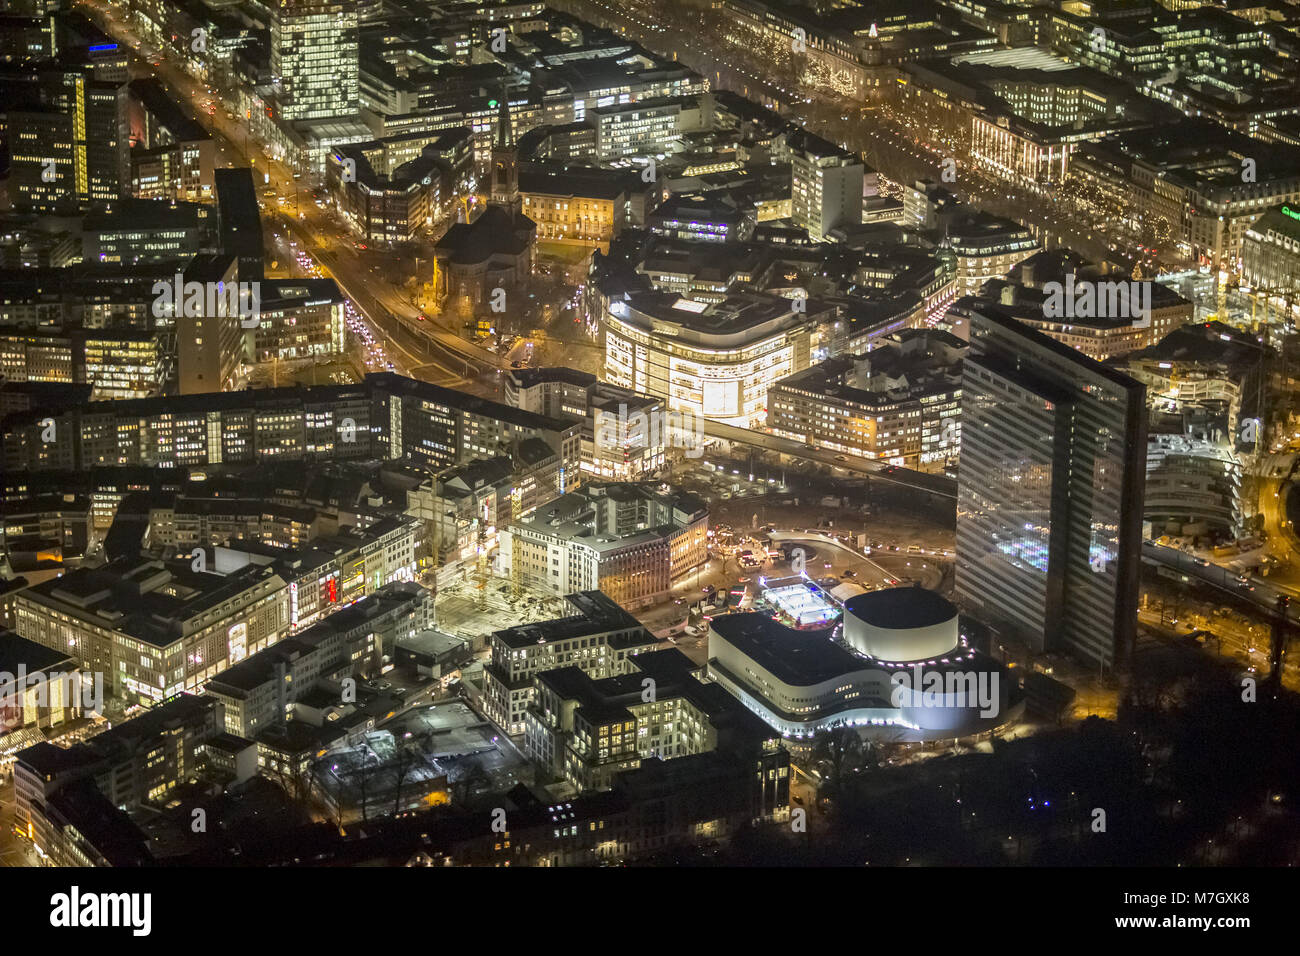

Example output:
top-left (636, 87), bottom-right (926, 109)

top-left (524, 648), bottom-right (776, 793)
top-left (767, 329), bottom-right (965, 472)
top-left (214, 167), bottom-right (265, 282)
top-left (955, 305), bottom-right (1147, 673)
top-left (205, 582), bottom-right (431, 738)
top-left (1242, 205), bottom-right (1300, 319)
top-left (81, 198), bottom-right (209, 264)
top-left (478, 591), bottom-right (659, 735)
top-left (1, 374), bottom-right (579, 487)
top-left (505, 367), bottom-right (668, 480)
top-left (788, 129), bottom-right (864, 241)
top-left (592, 96), bottom-right (693, 163)
top-left (0, 326), bottom-right (167, 400)
top-left (1144, 434), bottom-right (1243, 539)
top-left (4, 57), bottom-right (128, 213)
top-left (250, 278), bottom-right (348, 362)
top-left (946, 214), bottom-right (1040, 297)
top-left (126, 76), bottom-right (215, 201)
top-left (270, 0), bottom-right (360, 121)
top-left (172, 255), bottom-right (248, 394)
top-left (499, 483), bottom-right (708, 609)
top-left (646, 194), bottom-right (756, 244)
top-left (326, 141), bottom-right (445, 245)
top-left (12, 555), bottom-right (290, 704)
top-left (374, 373), bottom-right (581, 484)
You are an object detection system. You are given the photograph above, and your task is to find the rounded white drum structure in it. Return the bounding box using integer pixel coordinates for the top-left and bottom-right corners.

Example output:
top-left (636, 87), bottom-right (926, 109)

top-left (843, 587), bottom-right (959, 662)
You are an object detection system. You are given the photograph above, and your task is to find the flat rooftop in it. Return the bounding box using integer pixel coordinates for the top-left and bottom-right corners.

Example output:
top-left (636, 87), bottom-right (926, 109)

top-left (845, 587), bottom-right (958, 630)
top-left (709, 613), bottom-right (853, 686)
top-left (492, 591), bottom-right (646, 650)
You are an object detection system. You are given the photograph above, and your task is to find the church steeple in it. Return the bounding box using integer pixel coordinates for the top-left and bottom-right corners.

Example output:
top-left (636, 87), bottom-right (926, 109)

top-left (495, 88), bottom-right (513, 150)
top-left (490, 84), bottom-right (520, 213)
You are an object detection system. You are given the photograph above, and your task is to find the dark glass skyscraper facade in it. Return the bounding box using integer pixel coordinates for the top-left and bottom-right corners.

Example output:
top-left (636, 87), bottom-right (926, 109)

top-left (956, 306), bottom-right (1147, 673)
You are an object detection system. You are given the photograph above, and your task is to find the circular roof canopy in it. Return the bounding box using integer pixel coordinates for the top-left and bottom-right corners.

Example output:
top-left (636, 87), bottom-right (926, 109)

top-left (844, 587), bottom-right (958, 631)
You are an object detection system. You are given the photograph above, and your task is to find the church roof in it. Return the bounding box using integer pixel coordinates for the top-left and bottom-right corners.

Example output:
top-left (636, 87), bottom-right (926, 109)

top-left (436, 206), bottom-right (535, 265)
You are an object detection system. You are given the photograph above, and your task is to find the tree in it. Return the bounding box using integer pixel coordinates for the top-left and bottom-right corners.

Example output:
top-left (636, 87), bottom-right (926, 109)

top-left (809, 726), bottom-right (875, 809)
top-left (450, 759), bottom-right (492, 806)
top-left (346, 754), bottom-right (382, 825)
top-left (389, 744), bottom-right (421, 817)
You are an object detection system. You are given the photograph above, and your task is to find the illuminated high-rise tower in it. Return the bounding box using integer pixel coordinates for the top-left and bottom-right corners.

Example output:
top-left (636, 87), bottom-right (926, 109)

top-left (270, 0), bottom-right (359, 121)
top-left (955, 305), bottom-right (1147, 674)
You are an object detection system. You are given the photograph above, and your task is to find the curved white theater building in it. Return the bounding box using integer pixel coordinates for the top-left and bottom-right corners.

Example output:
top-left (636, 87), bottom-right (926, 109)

top-left (602, 290), bottom-right (839, 428)
top-left (706, 586), bottom-right (1022, 741)
top-left (841, 588), bottom-right (961, 662)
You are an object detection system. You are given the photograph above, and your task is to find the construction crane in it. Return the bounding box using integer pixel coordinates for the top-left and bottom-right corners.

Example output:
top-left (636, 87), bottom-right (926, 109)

top-left (1243, 284), bottom-right (1299, 339)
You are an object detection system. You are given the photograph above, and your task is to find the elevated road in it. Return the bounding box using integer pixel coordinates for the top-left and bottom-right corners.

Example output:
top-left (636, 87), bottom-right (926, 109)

top-left (84, 0), bottom-right (503, 387)
top-left (1142, 540), bottom-right (1300, 623)
top-left (700, 420), bottom-right (958, 499)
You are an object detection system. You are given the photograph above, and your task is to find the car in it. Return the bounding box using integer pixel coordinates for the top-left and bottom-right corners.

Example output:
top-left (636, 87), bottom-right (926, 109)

top-left (834, 455), bottom-right (849, 462)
